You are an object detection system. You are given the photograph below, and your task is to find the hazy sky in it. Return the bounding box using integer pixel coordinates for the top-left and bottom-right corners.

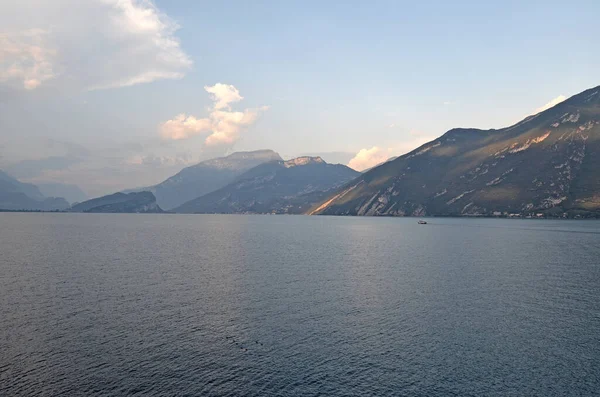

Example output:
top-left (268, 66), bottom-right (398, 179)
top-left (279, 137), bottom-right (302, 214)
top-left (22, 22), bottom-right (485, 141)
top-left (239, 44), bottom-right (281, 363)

top-left (1, 0), bottom-right (599, 196)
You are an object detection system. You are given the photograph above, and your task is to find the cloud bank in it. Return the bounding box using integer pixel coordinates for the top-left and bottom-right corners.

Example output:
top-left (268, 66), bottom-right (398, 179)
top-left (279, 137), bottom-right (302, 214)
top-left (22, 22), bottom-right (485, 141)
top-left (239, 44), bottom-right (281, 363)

top-left (161, 84), bottom-right (268, 146)
top-left (0, 0), bottom-right (192, 91)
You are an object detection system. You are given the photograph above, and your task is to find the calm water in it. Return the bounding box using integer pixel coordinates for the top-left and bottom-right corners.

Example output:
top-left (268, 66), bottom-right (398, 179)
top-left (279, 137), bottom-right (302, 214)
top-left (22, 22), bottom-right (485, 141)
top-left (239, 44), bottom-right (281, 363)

top-left (0, 214), bottom-right (599, 396)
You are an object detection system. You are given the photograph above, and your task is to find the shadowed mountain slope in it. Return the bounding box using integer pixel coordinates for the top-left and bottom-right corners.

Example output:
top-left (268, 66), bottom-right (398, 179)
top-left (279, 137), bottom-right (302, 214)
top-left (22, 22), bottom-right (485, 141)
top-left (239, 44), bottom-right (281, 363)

top-left (175, 157), bottom-right (360, 214)
top-left (126, 150), bottom-right (283, 210)
top-left (70, 192), bottom-right (163, 213)
top-left (312, 85), bottom-right (600, 218)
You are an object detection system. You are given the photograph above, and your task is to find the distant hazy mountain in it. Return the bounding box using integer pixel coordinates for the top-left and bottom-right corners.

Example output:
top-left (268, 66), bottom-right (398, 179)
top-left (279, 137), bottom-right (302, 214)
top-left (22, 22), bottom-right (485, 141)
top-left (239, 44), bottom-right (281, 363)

top-left (175, 156), bottom-right (360, 214)
top-left (70, 192), bottom-right (162, 213)
top-left (0, 170), bottom-right (69, 211)
top-left (312, 85), bottom-right (600, 218)
top-left (126, 150), bottom-right (282, 210)
top-left (0, 170), bottom-right (44, 199)
top-left (37, 183), bottom-right (87, 204)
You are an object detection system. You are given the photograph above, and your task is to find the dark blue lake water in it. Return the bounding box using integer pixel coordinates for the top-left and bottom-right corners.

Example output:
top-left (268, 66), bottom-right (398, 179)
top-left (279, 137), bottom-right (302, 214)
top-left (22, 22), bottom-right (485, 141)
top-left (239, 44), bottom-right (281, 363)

top-left (0, 214), bottom-right (599, 396)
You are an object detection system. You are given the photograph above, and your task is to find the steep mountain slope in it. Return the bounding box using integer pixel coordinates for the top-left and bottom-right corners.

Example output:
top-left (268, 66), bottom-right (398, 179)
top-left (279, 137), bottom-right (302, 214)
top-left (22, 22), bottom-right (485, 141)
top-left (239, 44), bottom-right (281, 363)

top-left (0, 170), bottom-right (69, 210)
top-left (126, 150), bottom-right (282, 210)
top-left (70, 192), bottom-right (163, 213)
top-left (312, 85), bottom-right (600, 218)
top-left (175, 157), bottom-right (360, 214)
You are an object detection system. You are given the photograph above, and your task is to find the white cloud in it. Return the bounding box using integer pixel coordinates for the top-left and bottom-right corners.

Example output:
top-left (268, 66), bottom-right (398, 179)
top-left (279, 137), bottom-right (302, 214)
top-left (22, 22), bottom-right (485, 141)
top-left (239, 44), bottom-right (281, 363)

top-left (160, 114), bottom-right (212, 141)
top-left (161, 84), bottom-right (268, 146)
top-left (0, 29), bottom-right (56, 90)
top-left (348, 147), bottom-right (393, 171)
top-left (533, 95), bottom-right (566, 114)
top-left (204, 109), bottom-right (265, 146)
top-left (0, 0), bottom-right (192, 91)
top-left (205, 83), bottom-right (243, 110)
top-left (348, 134), bottom-right (436, 171)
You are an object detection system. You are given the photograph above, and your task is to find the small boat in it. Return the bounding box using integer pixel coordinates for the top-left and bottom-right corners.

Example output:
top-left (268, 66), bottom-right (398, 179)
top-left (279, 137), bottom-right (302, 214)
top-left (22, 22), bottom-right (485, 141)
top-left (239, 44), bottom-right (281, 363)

top-left (417, 220), bottom-right (427, 224)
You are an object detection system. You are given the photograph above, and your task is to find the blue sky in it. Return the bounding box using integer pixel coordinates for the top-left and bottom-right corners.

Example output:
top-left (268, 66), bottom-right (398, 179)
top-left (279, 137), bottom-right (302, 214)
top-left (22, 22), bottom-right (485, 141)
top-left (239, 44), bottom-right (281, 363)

top-left (1, 0), bottom-right (599, 196)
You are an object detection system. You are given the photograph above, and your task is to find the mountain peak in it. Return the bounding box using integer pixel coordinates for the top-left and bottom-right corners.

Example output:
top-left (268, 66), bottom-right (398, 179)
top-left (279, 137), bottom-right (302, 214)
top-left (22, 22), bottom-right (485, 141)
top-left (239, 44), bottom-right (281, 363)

top-left (201, 150), bottom-right (282, 170)
top-left (175, 156), bottom-right (358, 214)
top-left (227, 149), bottom-right (280, 158)
top-left (124, 149), bottom-right (283, 210)
top-left (283, 156), bottom-right (325, 168)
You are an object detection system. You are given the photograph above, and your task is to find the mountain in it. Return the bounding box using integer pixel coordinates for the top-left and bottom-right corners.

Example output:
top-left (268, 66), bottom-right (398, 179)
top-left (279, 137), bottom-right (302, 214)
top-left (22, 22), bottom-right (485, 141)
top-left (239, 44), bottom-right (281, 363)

top-left (0, 192), bottom-right (70, 211)
top-left (311, 85), bottom-right (600, 218)
top-left (0, 170), bottom-right (44, 200)
top-left (363, 156), bottom-right (399, 173)
top-left (175, 157), bottom-right (360, 214)
top-left (0, 170), bottom-right (69, 211)
top-left (126, 150), bottom-right (282, 210)
top-left (69, 192), bottom-right (163, 213)
top-left (37, 183), bottom-right (87, 204)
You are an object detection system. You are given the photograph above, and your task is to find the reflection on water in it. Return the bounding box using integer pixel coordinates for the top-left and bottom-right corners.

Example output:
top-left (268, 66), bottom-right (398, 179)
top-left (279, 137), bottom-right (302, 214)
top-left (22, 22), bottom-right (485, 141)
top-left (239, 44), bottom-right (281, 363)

top-left (0, 214), bottom-right (599, 396)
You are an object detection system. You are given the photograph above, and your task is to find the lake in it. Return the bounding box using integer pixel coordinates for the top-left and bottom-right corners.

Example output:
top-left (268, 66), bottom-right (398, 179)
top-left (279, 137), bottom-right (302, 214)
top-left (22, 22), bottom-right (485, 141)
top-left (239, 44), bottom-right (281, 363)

top-left (0, 213), bottom-right (599, 396)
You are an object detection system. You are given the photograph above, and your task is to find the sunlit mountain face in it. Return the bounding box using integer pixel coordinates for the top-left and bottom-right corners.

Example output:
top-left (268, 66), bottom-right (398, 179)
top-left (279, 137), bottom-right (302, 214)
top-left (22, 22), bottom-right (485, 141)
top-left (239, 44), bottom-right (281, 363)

top-left (312, 86), bottom-right (600, 218)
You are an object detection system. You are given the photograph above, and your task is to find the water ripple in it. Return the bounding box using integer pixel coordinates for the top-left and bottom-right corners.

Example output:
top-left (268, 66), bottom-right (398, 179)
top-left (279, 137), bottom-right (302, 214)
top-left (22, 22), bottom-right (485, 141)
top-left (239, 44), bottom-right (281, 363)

top-left (0, 214), bottom-right (599, 396)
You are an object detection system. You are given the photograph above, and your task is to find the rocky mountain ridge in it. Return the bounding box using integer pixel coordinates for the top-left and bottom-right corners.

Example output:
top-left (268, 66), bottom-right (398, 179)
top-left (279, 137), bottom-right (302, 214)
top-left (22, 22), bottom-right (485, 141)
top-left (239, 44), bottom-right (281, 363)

top-left (175, 156), bottom-right (360, 214)
top-left (125, 150), bottom-right (282, 210)
top-left (311, 85), bottom-right (600, 218)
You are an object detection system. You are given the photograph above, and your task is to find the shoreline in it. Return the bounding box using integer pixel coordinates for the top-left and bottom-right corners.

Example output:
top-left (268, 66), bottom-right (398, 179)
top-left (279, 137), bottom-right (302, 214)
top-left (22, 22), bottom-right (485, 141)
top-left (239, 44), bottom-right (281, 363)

top-left (1, 210), bottom-right (599, 220)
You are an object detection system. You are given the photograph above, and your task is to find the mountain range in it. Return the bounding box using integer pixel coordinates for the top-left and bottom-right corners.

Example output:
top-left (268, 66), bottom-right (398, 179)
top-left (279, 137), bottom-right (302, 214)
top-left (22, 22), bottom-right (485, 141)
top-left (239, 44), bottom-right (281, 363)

top-left (3, 84), bottom-right (600, 218)
top-left (175, 156), bottom-right (359, 214)
top-left (125, 150), bottom-right (282, 210)
top-left (311, 85), bottom-right (600, 218)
